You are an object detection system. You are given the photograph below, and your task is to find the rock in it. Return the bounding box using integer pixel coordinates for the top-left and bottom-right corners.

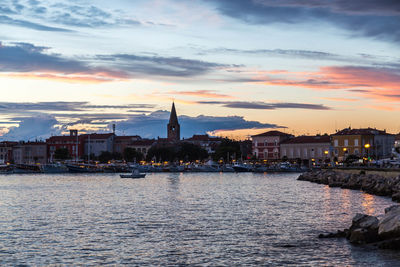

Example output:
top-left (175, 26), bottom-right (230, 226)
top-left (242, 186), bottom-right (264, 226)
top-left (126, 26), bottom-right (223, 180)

top-left (391, 192), bottom-right (400, 202)
top-left (319, 230), bottom-right (347, 238)
top-left (348, 213), bottom-right (379, 244)
top-left (378, 205), bottom-right (400, 240)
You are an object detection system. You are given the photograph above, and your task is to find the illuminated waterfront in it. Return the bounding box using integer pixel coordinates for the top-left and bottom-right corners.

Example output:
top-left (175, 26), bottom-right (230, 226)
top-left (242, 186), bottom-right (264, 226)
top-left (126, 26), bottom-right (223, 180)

top-left (0, 172), bottom-right (399, 266)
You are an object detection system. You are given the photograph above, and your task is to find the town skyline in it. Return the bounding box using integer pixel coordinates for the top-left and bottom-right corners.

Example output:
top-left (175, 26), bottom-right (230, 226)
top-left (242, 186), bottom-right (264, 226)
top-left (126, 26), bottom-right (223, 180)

top-left (1, 0), bottom-right (399, 141)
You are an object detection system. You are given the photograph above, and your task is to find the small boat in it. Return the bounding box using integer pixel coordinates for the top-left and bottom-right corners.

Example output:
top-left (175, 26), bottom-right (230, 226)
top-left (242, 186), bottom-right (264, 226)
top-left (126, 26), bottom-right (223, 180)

top-left (120, 169), bottom-right (146, 179)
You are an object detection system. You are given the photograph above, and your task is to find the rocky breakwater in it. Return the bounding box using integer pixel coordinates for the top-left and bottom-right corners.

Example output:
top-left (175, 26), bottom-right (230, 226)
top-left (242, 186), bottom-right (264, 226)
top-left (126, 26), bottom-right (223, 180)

top-left (320, 205), bottom-right (400, 250)
top-left (298, 169), bottom-right (400, 202)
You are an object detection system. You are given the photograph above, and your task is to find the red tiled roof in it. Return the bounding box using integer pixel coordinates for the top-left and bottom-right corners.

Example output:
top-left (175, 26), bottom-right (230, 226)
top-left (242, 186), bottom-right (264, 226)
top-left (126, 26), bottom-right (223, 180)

top-left (252, 130), bottom-right (293, 137)
top-left (281, 135), bottom-right (331, 144)
top-left (332, 128), bottom-right (390, 136)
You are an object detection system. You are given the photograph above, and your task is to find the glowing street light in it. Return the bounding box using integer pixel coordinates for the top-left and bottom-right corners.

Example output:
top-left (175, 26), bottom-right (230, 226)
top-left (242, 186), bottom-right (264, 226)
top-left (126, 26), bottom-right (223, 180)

top-left (364, 143), bottom-right (370, 162)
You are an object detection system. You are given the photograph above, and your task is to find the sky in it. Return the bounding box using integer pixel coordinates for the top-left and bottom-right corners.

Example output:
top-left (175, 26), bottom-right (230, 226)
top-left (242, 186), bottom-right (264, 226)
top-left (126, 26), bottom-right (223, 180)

top-left (0, 0), bottom-right (399, 141)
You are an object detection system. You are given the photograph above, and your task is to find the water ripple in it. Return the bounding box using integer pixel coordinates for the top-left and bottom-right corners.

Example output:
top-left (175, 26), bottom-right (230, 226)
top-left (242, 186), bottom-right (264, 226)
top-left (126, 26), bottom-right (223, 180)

top-left (0, 172), bottom-right (400, 266)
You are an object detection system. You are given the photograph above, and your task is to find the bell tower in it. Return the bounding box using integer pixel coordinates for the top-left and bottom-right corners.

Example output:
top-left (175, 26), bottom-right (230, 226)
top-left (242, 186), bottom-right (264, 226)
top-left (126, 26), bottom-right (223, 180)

top-left (167, 102), bottom-right (180, 142)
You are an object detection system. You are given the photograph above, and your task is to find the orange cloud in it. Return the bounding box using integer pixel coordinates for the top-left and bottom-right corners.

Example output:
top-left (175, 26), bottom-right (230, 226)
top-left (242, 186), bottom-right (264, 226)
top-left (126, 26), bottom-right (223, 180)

top-left (249, 66), bottom-right (400, 102)
top-left (2, 71), bottom-right (128, 84)
top-left (167, 90), bottom-right (233, 99)
top-left (320, 97), bottom-right (358, 102)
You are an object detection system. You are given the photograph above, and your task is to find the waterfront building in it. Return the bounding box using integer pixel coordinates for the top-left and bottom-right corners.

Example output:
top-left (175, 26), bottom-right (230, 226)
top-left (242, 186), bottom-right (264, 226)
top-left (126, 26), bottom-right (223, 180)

top-left (13, 141), bottom-right (47, 165)
top-left (331, 128), bottom-right (395, 160)
top-left (125, 139), bottom-right (156, 158)
top-left (167, 102), bottom-right (180, 142)
top-left (114, 135), bottom-right (142, 155)
top-left (184, 134), bottom-right (223, 154)
top-left (83, 133), bottom-right (115, 157)
top-left (0, 141), bottom-right (17, 164)
top-left (280, 135), bottom-right (331, 166)
top-left (251, 131), bottom-right (293, 160)
top-left (46, 130), bottom-right (84, 162)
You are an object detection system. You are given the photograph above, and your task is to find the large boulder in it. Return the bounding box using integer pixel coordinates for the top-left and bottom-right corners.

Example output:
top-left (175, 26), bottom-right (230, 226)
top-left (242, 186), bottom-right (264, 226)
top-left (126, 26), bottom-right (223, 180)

top-left (348, 213), bottom-right (379, 244)
top-left (378, 205), bottom-right (400, 240)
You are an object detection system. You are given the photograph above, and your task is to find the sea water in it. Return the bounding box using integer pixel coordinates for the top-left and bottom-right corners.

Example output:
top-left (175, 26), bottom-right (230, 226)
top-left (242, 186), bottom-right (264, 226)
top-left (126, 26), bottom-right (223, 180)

top-left (0, 172), bottom-right (399, 266)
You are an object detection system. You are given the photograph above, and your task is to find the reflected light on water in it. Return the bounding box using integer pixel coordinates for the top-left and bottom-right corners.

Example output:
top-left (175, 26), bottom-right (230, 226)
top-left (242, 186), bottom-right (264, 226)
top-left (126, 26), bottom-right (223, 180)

top-left (361, 193), bottom-right (376, 215)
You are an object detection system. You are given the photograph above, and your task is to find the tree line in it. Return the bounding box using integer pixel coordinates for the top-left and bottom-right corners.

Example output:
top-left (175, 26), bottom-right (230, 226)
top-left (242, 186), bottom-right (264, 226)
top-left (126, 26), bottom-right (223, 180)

top-left (53, 139), bottom-right (244, 163)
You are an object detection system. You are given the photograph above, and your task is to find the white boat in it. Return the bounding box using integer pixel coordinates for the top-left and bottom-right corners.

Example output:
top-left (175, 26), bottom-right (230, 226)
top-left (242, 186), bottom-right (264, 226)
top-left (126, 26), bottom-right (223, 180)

top-left (120, 169), bottom-right (146, 179)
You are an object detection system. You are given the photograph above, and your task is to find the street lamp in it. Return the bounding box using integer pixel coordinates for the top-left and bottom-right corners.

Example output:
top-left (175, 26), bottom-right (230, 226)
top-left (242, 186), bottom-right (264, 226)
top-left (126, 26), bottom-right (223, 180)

top-left (364, 143), bottom-right (370, 159)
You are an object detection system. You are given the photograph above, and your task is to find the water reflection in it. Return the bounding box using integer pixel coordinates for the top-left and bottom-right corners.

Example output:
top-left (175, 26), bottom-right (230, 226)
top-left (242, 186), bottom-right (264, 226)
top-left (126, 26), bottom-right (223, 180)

top-left (361, 193), bottom-right (376, 215)
top-left (0, 173), bottom-right (398, 266)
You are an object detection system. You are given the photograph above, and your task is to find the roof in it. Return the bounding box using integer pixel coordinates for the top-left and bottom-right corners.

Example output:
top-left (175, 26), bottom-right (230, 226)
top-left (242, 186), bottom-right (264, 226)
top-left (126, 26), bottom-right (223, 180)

top-left (332, 128), bottom-right (390, 136)
top-left (252, 130), bottom-right (293, 138)
top-left (47, 135), bottom-right (79, 142)
top-left (0, 141), bottom-right (18, 146)
top-left (115, 135), bottom-right (141, 140)
top-left (185, 134), bottom-right (223, 142)
top-left (130, 139), bottom-right (156, 146)
top-left (82, 133), bottom-right (115, 140)
top-left (168, 102), bottom-right (179, 125)
top-left (281, 135), bottom-right (331, 144)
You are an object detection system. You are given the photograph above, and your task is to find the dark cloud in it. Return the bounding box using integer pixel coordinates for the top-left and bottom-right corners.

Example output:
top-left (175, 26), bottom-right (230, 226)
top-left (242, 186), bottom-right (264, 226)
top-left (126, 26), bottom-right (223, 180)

top-left (205, 0), bottom-right (400, 43)
top-left (111, 111), bottom-right (283, 138)
top-left (198, 101), bottom-right (331, 110)
top-left (98, 54), bottom-right (227, 77)
top-left (0, 101), bottom-right (155, 114)
top-left (0, 43), bottom-right (94, 73)
top-left (0, 42), bottom-right (228, 79)
top-left (197, 47), bottom-right (400, 66)
top-left (0, 109), bottom-right (283, 140)
top-left (0, 14), bottom-right (72, 32)
top-left (1, 115), bottom-right (61, 141)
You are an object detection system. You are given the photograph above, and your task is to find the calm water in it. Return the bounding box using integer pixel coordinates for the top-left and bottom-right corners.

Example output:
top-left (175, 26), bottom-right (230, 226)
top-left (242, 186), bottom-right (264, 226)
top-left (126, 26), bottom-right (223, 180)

top-left (0, 172), bottom-right (399, 266)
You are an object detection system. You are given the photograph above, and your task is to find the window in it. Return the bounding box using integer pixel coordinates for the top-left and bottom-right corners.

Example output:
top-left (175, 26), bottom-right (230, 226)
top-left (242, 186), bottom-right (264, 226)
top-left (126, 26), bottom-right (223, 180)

top-left (334, 139), bottom-right (338, 147)
top-left (344, 139), bottom-right (348, 146)
top-left (354, 139), bottom-right (359, 146)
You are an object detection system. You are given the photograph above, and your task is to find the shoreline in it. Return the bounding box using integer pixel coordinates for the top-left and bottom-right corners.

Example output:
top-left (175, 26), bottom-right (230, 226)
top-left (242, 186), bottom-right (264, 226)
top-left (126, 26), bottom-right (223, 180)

top-left (298, 169), bottom-right (400, 202)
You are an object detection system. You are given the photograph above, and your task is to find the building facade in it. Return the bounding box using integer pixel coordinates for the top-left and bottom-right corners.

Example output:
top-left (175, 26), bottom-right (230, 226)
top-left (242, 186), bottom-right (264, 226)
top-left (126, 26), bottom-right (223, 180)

top-left (331, 128), bottom-right (395, 160)
top-left (114, 135), bottom-right (142, 155)
top-left (251, 131), bottom-right (293, 160)
top-left (184, 134), bottom-right (223, 154)
top-left (280, 135), bottom-right (331, 165)
top-left (84, 133), bottom-right (115, 157)
top-left (126, 139), bottom-right (156, 158)
top-left (46, 130), bottom-right (84, 162)
top-left (13, 142), bottom-right (47, 165)
top-left (0, 141), bottom-right (17, 164)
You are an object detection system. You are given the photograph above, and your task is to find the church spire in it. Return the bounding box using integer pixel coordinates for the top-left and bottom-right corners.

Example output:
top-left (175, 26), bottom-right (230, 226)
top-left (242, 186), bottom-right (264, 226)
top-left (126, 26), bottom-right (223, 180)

top-left (167, 102), bottom-right (180, 142)
top-left (169, 102), bottom-right (178, 124)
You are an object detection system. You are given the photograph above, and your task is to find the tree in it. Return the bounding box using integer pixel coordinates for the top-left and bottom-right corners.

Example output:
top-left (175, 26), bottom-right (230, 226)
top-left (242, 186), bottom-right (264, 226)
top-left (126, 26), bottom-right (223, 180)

top-left (176, 142), bottom-right (208, 162)
top-left (98, 151), bottom-right (122, 163)
top-left (54, 148), bottom-right (70, 160)
top-left (146, 146), bottom-right (176, 162)
top-left (123, 147), bottom-right (144, 162)
top-left (213, 139), bottom-right (242, 162)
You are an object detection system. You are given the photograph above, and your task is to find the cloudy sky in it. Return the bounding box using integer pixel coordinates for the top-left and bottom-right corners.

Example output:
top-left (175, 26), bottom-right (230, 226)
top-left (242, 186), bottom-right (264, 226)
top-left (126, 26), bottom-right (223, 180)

top-left (0, 0), bottom-right (399, 140)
